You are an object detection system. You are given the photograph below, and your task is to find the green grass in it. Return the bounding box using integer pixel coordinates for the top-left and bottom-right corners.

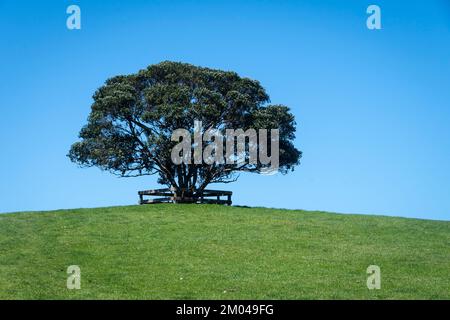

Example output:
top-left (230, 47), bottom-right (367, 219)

top-left (0, 204), bottom-right (449, 299)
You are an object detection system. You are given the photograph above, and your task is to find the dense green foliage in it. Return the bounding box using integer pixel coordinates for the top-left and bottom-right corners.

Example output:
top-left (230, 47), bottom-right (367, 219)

top-left (68, 62), bottom-right (301, 199)
top-left (0, 205), bottom-right (448, 299)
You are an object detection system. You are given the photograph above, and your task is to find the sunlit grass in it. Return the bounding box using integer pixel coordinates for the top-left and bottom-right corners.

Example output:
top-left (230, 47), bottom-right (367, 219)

top-left (0, 204), bottom-right (448, 299)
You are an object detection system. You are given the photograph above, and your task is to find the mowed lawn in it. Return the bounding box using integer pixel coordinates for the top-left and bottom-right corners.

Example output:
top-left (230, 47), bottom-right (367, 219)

top-left (0, 204), bottom-right (449, 299)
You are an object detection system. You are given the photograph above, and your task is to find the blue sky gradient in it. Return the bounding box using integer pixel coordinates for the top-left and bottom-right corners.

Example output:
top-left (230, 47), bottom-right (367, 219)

top-left (1, 0), bottom-right (450, 220)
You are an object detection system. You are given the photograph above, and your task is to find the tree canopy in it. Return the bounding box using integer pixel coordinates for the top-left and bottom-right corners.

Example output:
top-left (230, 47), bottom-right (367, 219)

top-left (68, 61), bottom-right (301, 199)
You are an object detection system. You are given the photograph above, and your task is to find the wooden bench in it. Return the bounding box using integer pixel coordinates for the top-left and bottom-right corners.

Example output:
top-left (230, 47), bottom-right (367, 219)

top-left (138, 188), bottom-right (232, 206)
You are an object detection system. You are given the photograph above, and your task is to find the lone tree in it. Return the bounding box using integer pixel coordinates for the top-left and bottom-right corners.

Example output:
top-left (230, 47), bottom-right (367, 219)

top-left (69, 61), bottom-right (301, 201)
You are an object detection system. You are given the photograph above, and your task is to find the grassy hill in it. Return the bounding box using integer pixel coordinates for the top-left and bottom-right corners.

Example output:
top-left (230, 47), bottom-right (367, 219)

top-left (0, 204), bottom-right (448, 299)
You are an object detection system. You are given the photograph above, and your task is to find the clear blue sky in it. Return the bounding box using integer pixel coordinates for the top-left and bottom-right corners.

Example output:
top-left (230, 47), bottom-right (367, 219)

top-left (1, 0), bottom-right (449, 220)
